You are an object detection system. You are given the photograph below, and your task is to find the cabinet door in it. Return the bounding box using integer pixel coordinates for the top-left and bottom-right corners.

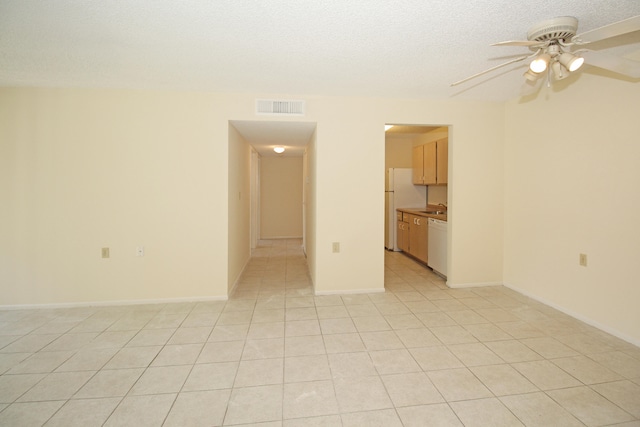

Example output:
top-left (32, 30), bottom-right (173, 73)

top-left (423, 141), bottom-right (437, 185)
top-left (402, 221), bottom-right (410, 252)
top-left (436, 138), bottom-right (448, 184)
top-left (414, 216), bottom-right (429, 263)
top-left (408, 215), bottom-right (428, 263)
top-left (412, 145), bottom-right (424, 185)
top-left (397, 221), bottom-right (405, 251)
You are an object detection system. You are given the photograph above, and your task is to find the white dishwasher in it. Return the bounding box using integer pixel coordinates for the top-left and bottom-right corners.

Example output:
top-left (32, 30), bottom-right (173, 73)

top-left (427, 218), bottom-right (447, 278)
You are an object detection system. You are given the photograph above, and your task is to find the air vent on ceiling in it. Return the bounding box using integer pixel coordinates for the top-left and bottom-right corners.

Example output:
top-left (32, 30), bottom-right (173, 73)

top-left (256, 99), bottom-right (305, 116)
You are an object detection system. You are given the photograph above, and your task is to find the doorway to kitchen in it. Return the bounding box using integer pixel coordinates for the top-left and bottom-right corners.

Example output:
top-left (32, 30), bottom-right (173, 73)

top-left (384, 124), bottom-right (450, 289)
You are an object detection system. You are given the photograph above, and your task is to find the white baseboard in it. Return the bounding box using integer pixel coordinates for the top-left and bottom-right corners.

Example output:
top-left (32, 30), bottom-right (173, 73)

top-left (446, 281), bottom-right (503, 289)
top-left (315, 288), bottom-right (385, 296)
top-left (259, 236), bottom-right (303, 240)
top-left (228, 256), bottom-right (251, 298)
top-left (0, 294), bottom-right (228, 311)
top-left (504, 282), bottom-right (640, 348)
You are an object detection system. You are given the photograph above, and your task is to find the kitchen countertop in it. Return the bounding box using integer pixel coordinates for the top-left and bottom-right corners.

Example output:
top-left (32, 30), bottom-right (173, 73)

top-left (397, 207), bottom-right (447, 222)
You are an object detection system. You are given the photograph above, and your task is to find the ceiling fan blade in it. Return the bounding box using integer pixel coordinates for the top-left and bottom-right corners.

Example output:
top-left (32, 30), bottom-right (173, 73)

top-left (581, 50), bottom-right (640, 78)
top-left (450, 55), bottom-right (530, 86)
top-left (492, 40), bottom-right (543, 47)
top-left (573, 15), bottom-right (640, 44)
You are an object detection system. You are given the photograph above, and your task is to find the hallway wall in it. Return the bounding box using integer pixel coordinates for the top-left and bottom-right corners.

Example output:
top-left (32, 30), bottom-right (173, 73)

top-left (260, 157), bottom-right (303, 239)
top-left (228, 124), bottom-right (252, 294)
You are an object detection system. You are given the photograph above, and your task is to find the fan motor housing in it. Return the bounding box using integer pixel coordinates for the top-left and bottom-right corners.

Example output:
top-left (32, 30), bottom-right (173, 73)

top-left (527, 16), bottom-right (579, 43)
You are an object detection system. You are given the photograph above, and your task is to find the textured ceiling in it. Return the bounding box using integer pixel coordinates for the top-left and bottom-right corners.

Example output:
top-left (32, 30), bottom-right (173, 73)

top-left (1, 1), bottom-right (639, 151)
top-left (2, 0), bottom-right (639, 102)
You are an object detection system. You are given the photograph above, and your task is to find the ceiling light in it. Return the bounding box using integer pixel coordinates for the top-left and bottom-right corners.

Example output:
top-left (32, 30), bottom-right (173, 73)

top-left (385, 125), bottom-right (394, 131)
top-left (558, 52), bottom-right (584, 72)
top-left (529, 53), bottom-right (550, 73)
top-left (273, 146), bottom-right (285, 154)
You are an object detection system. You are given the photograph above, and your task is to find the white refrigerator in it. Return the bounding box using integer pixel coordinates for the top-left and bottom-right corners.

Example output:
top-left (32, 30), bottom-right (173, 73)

top-left (385, 168), bottom-right (427, 251)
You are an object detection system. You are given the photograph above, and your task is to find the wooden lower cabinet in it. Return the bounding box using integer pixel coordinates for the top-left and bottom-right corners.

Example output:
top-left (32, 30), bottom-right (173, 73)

top-left (397, 220), bottom-right (409, 252)
top-left (397, 212), bottom-right (428, 264)
top-left (408, 214), bottom-right (428, 264)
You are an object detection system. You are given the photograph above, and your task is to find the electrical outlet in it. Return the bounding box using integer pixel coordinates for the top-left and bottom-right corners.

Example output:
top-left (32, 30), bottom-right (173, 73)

top-left (332, 242), bottom-right (340, 253)
top-left (136, 246), bottom-right (145, 257)
top-left (101, 247), bottom-right (110, 258)
top-left (579, 253), bottom-right (587, 267)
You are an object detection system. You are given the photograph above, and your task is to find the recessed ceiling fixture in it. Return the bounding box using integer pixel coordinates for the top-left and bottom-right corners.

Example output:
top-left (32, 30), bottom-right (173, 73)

top-left (451, 15), bottom-right (640, 93)
top-left (273, 146), bottom-right (285, 154)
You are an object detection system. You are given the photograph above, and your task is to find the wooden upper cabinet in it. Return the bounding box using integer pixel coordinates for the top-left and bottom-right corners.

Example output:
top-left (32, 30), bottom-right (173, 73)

top-left (423, 141), bottom-right (437, 185)
top-left (436, 138), bottom-right (448, 184)
top-left (412, 145), bottom-right (424, 185)
top-left (412, 137), bottom-right (448, 186)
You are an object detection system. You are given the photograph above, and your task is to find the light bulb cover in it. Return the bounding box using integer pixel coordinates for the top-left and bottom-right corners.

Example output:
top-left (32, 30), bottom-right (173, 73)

top-left (530, 53), bottom-right (550, 73)
top-left (273, 146), bottom-right (285, 154)
top-left (558, 52), bottom-right (584, 72)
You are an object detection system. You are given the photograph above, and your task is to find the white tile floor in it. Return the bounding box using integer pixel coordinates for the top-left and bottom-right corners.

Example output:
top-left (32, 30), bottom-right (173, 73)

top-left (1, 238), bottom-right (639, 426)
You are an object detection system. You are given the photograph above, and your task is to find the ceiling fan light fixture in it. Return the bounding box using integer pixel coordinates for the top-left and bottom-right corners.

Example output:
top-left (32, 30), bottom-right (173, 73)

top-left (530, 53), bottom-right (550, 73)
top-left (523, 69), bottom-right (542, 82)
top-left (273, 146), bottom-right (285, 154)
top-left (451, 15), bottom-right (640, 90)
top-left (558, 52), bottom-right (584, 72)
top-left (551, 61), bottom-right (569, 80)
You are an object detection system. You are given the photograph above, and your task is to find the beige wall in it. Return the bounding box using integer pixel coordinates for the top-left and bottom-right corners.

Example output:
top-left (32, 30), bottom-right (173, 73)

top-left (260, 157), bottom-right (303, 239)
top-left (3, 78), bottom-right (636, 344)
top-left (304, 132), bottom-right (317, 286)
top-left (230, 96), bottom-right (505, 294)
top-left (504, 73), bottom-right (640, 345)
top-left (385, 135), bottom-right (414, 169)
top-left (228, 124), bottom-right (251, 293)
top-left (0, 88), bottom-right (227, 304)
top-left (428, 186), bottom-right (448, 207)
top-left (415, 126), bottom-right (448, 146)
top-left (0, 87), bottom-right (505, 306)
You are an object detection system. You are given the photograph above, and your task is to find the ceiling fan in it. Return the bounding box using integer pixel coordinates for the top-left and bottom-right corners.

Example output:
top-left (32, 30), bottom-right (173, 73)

top-left (451, 15), bottom-right (640, 91)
